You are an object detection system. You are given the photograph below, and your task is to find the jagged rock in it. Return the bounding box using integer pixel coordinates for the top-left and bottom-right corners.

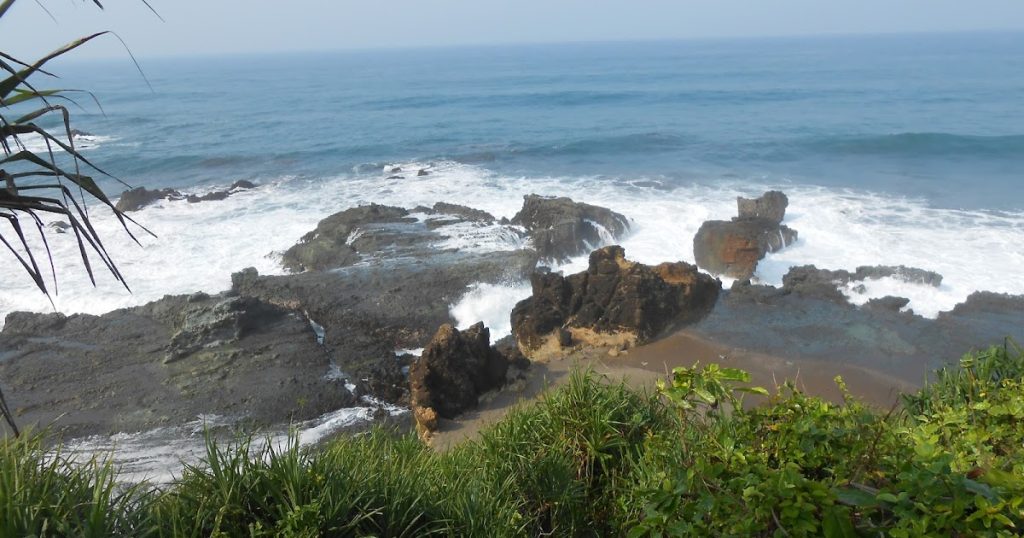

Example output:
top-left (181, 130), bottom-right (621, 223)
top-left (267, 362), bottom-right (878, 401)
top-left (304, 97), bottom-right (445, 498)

top-left (737, 191), bottom-right (788, 224)
top-left (115, 187), bottom-right (185, 212)
top-left (186, 181), bottom-right (256, 204)
top-left (511, 246), bottom-right (720, 359)
top-left (781, 265), bottom-right (852, 303)
top-left (408, 322), bottom-right (509, 435)
top-left (511, 194), bottom-right (630, 262)
top-left (117, 181), bottom-right (258, 211)
top-left (417, 169), bottom-right (430, 177)
top-left (281, 204), bottom-right (413, 272)
top-left (852, 266), bottom-right (943, 287)
top-left (693, 218), bottom-right (798, 279)
top-left (782, 264), bottom-right (943, 304)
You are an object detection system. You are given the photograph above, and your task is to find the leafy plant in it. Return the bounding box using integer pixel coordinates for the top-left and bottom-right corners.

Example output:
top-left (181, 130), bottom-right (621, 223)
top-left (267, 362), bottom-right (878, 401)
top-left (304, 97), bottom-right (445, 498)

top-left (0, 0), bottom-right (156, 437)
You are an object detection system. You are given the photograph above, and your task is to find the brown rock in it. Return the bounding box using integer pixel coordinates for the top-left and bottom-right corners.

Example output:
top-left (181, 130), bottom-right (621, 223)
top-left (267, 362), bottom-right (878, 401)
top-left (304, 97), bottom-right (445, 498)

top-left (693, 219), bottom-right (798, 279)
top-left (511, 246), bottom-right (721, 359)
top-left (737, 190), bottom-right (788, 224)
top-left (408, 322), bottom-right (510, 433)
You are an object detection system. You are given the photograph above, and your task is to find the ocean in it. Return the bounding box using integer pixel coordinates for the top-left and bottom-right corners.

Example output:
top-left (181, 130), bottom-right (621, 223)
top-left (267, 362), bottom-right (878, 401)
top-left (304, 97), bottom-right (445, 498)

top-left (4, 31), bottom-right (1024, 334)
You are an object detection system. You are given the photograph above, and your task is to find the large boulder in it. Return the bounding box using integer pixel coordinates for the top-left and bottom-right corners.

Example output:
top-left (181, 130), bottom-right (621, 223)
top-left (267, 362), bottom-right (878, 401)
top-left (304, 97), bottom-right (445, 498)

top-left (281, 204), bottom-right (414, 272)
top-left (693, 218), bottom-right (798, 279)
top-left (408, 322), bottom-right (509, 435)
top-left (511, 245), bottom-right (721, 359)
top-left (737, 190), bottom-right (788, 224)
top-left (511, 194), bottom-right (630, 262)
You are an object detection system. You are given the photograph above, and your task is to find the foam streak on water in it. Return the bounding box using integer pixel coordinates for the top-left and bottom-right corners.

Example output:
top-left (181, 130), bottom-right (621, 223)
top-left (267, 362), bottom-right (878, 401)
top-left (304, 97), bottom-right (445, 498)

top-left (65, 400), bottom-right (406, 485)
top-left (3, 161), bottom-right (1023, 332)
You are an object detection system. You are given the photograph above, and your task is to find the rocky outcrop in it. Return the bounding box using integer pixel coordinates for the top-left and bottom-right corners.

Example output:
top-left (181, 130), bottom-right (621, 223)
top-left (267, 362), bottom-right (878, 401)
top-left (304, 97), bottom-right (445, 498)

top-left (693, 190), bottom-right (798, 280)
top-left (115, 180), bottom-right (258, 212)
top-left (782, 264), bottom-right (943, 303)
top-left (115, 187), bottom-right (185, 212)
top-left (234, 248), bottom-right (538, 404)
top-left (511, 246), bottom-right (721, 359)
top-left (693, 219), bottom-right (798, 279)
top-left (695, 278), bottom-right (1023, 380)
top-left (511, 194), bottom-right (630, 262)
top-left (281, 204), bottom-right (414, 272)
top-left (408, 323), bottom-right (509, 436)
top-left (737, 190), bottom-right (788, 224)
top-left (430, 202), bottom-right (496, 223)
top-left (0, 293), bottom-right (355, 438)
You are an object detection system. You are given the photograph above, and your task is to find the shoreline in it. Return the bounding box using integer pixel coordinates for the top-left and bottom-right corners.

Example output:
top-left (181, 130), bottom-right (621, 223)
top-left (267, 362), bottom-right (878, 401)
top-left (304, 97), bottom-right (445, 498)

top-left (430, 328), bottom-right (918, 450)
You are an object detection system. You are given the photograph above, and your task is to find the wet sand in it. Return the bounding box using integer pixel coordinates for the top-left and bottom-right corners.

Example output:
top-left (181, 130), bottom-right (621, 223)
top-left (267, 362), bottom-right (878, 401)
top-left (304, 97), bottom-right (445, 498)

top-left (430, 329), bottom-right (920, 450)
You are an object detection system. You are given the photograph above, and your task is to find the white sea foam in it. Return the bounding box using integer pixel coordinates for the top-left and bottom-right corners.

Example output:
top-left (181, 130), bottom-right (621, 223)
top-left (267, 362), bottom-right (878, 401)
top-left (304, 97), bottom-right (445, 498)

top-left (3, 161), bottom-right (1023, 331)
top-left (65, 400), bottom-right (406, 484)
top-left (11, 132), bottom-right (114, 154)
top-left (451, 281), bottom-right (533, 339)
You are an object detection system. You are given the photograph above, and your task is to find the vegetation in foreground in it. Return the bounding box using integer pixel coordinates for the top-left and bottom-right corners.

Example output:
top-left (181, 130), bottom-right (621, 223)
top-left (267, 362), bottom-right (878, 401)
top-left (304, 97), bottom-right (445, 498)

top-left (2, 342), bottom-right (1023, 537)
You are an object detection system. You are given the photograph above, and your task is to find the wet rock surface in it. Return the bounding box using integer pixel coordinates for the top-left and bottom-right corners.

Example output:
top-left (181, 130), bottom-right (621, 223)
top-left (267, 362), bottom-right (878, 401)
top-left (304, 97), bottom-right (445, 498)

top-left (693, 190), bottom-right (798, 280)
top-left (696, 271), bottom-right (1024, 381)
top-left (737, 190), bottom-right (788, 224)
top-left (511, 194), bottom-right (631, 262)
top-left (783, 265), bottom-right (943, 298)
top-left (115, 181), bottom-right (258, 212)
top-left (409, 322), bottom-right (510, 435)
top-left (233, 247), bottom-right (538, 404)
top-left (511, 246), bottom-right (721, 359)
top-left (693, 218), bottom-right (798, 279)
top-left (0, 293), bottom-right (354, 438)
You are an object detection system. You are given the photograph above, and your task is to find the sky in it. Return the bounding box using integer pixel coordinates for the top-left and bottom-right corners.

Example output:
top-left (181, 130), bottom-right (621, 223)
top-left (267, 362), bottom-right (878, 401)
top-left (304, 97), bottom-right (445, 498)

top-left (2, 0), bottom-right (1024, 60)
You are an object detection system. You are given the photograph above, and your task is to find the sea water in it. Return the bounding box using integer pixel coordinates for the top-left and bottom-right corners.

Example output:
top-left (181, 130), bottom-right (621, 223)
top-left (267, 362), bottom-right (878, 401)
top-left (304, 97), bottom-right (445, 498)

top-left (3, 32), bottom-right (1024, 332)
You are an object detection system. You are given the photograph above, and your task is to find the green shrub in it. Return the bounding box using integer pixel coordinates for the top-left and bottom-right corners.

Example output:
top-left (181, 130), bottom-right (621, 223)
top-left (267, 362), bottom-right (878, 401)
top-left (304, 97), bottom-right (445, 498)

top-left (0, 432), bottom-right (149, 537)
top-left (4, 344), bottom-right (1024, 536)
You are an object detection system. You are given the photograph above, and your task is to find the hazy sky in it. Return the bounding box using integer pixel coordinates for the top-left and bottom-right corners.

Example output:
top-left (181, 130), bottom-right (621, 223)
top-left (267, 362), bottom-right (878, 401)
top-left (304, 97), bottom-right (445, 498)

top-left (3, 0), bottom-right (1024, 60)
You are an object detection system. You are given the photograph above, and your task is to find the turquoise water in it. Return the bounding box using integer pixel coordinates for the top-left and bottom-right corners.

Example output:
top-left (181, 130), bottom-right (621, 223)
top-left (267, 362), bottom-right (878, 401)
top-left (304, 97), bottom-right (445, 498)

top-left (4, 31), bottom-right (1024, 325)
top-left (52, 31), bottom-right (1024, 210)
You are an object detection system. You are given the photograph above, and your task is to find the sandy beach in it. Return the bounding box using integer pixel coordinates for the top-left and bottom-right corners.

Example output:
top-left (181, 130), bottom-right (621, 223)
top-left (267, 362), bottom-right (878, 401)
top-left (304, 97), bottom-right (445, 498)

top-left (430, 329), bottom-right (918, 450)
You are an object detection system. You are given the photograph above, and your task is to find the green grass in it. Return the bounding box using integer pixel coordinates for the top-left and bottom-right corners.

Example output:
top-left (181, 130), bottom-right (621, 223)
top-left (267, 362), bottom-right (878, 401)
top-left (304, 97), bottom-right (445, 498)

top-left (3, 343), bottom-right (1024, 536)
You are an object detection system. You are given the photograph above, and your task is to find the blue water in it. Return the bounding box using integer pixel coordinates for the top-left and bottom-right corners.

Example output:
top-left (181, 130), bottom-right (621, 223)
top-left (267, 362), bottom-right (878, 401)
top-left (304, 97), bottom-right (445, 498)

top-left (5, 31), bottom-right (1024, 327)
top-left (51, 31), bottom-right (1024, 211)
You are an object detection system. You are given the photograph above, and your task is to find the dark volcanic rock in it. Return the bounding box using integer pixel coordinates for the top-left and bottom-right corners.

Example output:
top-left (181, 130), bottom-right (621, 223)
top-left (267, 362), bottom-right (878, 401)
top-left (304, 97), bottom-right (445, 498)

top-left (693, 218), bottom-right (798, 279)
top-left (782, 264), bottom-right (943, 303)
top-left (0, 293), bottom-right (354, 438)
top-left (696, 282), bottom-right (1024, 382)
top-left (781, 265), bottom-right (852, 303)
top-left (233, 247), bottom-right (539, 403)
top-left (432, 202), bottom-right (496, 223)
top-left (409, 322), bottom-right (509, 434)
top-left (853, 266), bottom-right (943, 287)
top-left (117, 181), bottom-right (258, 212)
top-left (511, 246), bottom-right (720, 359)
top-left (737, 190), bottom-right (788, 224)
top-left (115, 187), bottom-right (185, 212)
top-left (511, 194), bottom-right (630, 262)
top-left (281, 204), bottom-right (414, 272)
top-left (865, 296), bottom-right (912, 313)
